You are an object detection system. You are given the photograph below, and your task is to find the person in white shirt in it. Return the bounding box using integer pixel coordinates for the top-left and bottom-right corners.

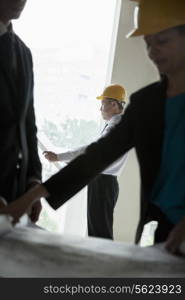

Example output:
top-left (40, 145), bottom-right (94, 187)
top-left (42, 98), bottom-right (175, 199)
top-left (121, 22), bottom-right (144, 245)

top-left (43, 84), bottom-right (128, 239)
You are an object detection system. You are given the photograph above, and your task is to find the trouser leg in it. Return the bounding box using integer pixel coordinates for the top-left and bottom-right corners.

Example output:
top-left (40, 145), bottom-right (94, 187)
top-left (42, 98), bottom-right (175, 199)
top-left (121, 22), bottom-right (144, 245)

top-left (87, 174), bottom-right (119, 239)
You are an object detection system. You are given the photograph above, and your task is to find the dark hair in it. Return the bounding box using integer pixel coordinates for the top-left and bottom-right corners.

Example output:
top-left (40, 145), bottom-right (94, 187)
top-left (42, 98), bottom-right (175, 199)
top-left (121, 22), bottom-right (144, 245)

top-left (175, 24), bottom-right (185, 35)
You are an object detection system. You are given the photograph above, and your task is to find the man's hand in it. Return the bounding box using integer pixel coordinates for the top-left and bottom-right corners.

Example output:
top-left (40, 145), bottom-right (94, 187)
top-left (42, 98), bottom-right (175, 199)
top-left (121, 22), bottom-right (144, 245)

top-left (29, 200), bottom-right (42, 223)
top-left (0, 195), bottom-right (32, 224)
top-left (165, 217), bottom-right (185, 254)
top-left (43, 151), bottom-right (58, 162)
top-left (26, 182), bottom-right (42, 223)
top-left (0, 184), bottom-right (48, 224)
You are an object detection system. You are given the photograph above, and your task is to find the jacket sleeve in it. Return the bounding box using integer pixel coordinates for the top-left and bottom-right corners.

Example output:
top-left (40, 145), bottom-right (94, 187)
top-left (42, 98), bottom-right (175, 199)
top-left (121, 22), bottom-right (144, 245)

top-left (44, 102), bottom-right (135, 209)
top-left (26, 54), bottom-right (42, 184)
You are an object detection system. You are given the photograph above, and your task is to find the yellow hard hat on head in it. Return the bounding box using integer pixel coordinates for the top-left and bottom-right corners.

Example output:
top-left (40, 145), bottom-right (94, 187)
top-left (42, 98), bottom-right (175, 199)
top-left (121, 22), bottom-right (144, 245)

top-left (96, 84), bottom-right (126, 102)
top-left (127, 0), bottom-right (185, 38)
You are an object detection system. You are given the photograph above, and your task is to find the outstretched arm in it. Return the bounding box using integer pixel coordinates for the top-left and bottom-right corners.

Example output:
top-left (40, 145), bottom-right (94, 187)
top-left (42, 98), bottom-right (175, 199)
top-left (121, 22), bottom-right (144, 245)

top-left (43, 145), bottom-right (86, 164)
top-left (0, 102), bottom-right (134, 222)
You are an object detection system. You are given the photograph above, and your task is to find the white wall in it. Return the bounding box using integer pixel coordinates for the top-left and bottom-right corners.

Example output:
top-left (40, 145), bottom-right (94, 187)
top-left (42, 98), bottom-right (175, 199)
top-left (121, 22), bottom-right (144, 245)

top-left (112, 0), bottom-right (159, 242)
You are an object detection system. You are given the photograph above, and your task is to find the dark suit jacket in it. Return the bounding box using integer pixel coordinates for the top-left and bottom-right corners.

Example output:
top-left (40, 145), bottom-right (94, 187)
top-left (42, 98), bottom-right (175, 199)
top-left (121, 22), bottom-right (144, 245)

top-left (0, 31), bottom-right (41, 203)
top-left (44, 78), bottom-right (168, 243)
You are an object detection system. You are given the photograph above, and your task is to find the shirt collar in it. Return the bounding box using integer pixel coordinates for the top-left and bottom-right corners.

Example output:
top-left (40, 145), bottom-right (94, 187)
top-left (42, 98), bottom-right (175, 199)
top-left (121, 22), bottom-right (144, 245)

top-left (106, 113), bottom-right (123, 124)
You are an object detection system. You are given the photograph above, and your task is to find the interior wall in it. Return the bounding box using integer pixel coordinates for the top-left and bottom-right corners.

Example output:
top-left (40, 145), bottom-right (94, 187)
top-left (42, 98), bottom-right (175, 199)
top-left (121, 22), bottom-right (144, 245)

top-left (112, 0), bottom-right (159, 242)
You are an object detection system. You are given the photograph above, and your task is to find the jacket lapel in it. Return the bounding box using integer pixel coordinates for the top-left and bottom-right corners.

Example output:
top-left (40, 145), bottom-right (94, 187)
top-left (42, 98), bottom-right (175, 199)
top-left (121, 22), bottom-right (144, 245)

top-left (0, 33), bottom-right (18, 102)
top-left (14, 35), bottom-right (31, 115)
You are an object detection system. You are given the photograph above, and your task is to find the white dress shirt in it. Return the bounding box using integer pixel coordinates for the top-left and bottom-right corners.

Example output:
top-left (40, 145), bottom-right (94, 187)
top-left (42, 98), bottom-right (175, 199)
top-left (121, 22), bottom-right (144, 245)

top-left (57, 114), bottom-right (127, 176)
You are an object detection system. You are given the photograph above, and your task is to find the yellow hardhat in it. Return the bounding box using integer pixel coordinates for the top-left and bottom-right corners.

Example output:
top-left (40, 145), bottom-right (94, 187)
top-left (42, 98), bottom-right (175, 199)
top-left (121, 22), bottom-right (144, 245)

top-left (96, 84), bottom-right (126, 102)
top-left (127, 0), bottom-right (185, 38)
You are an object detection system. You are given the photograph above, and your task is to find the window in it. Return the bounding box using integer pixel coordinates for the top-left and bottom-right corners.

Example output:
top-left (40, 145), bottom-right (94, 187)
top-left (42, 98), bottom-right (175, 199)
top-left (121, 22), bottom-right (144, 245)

top-left (14, 0), bottom-right (121, 235)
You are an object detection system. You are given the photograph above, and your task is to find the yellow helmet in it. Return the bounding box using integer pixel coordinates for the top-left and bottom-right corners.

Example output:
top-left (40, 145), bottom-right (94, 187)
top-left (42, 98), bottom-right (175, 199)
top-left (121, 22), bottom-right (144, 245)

top-left (96, 84), bottom-right (126, 102)
top-left (127, 0), bottom-right (185, 38)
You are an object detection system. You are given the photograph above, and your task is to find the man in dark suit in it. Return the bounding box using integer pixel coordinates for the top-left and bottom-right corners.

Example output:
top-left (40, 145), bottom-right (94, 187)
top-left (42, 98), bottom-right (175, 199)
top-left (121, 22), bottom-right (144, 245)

top-left (0, 0), bottom-right (42, 222)
top-left (1, 0), bottom-right (185, 254)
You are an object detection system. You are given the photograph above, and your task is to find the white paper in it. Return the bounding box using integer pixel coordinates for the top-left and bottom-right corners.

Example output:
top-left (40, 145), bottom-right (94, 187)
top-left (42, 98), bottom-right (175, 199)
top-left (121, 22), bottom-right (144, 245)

top-left (0, 215), bottom-right (13, 236)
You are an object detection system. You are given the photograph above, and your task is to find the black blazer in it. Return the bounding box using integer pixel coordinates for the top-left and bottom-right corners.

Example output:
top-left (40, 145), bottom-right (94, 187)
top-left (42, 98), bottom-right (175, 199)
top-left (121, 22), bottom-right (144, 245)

top-left (44, 78), bottom-right (167, 242)
top-left (0, 32), bottom-right (41, 202)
